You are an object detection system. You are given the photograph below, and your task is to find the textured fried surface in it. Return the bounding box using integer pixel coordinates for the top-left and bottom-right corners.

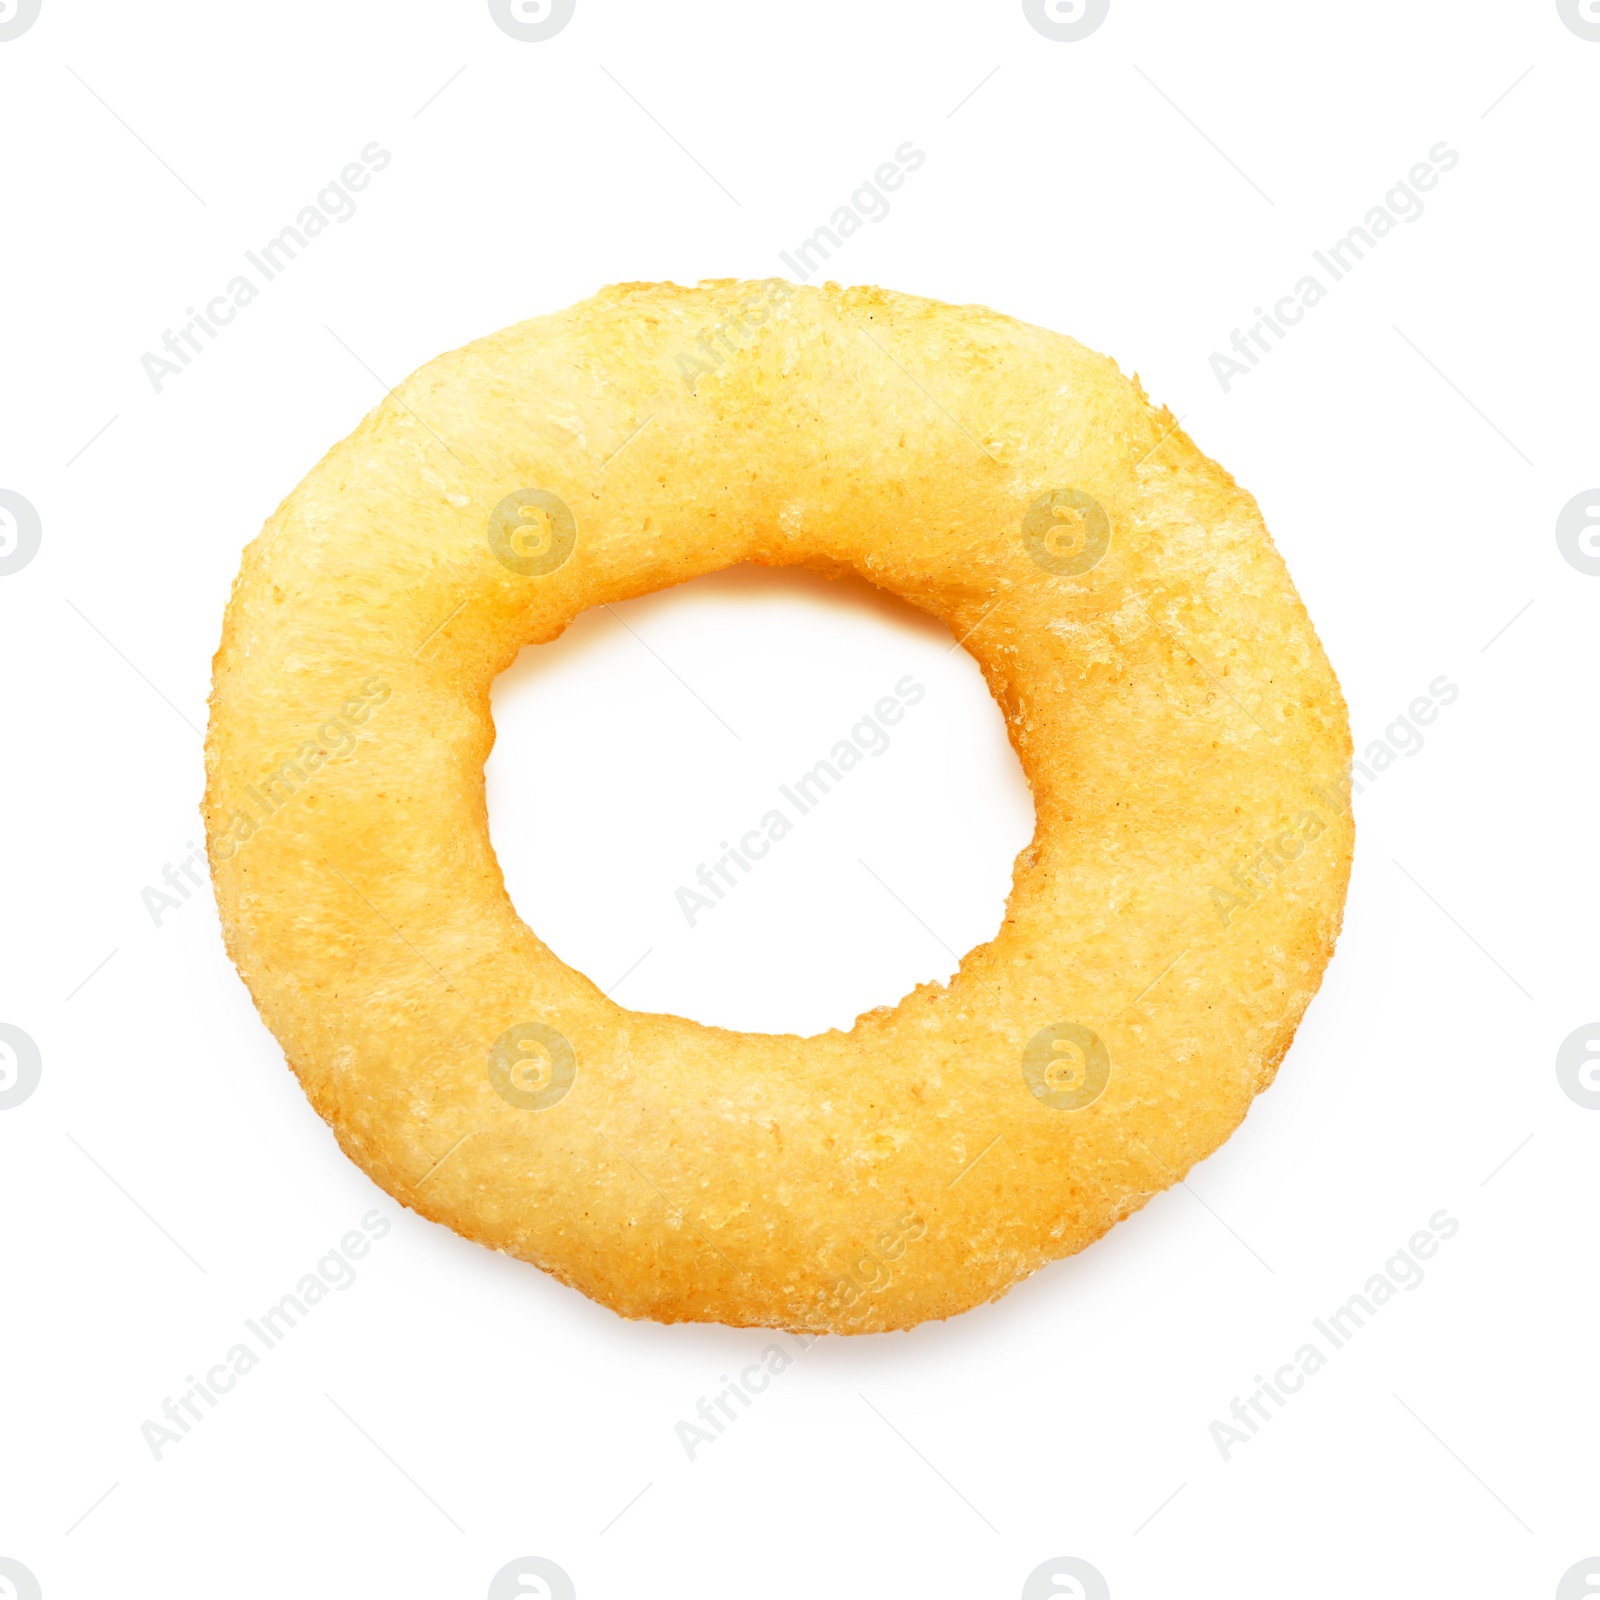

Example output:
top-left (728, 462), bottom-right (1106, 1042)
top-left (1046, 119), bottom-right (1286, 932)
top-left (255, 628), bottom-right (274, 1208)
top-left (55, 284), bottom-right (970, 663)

top-left (205, 280), bottom-right (1353, 1333)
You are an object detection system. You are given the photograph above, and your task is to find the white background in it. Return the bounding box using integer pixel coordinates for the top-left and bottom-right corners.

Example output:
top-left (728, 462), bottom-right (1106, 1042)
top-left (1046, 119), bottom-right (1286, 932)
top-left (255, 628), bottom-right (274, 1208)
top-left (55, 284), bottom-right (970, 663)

top-left (2, 2), bottom-right (1597, 1596)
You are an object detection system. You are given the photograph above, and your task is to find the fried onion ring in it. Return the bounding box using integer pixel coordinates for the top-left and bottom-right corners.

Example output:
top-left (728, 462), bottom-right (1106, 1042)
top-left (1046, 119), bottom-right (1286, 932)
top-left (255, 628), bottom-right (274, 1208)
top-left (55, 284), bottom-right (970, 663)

top-left (205, 280), bottom-right (1353, 1333)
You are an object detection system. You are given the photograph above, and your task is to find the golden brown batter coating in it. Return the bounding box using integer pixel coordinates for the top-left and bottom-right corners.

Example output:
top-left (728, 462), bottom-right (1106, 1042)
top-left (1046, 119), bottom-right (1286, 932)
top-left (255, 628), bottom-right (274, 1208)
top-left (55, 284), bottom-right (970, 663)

top-left (205, 281), bottom-right (1352, 1333)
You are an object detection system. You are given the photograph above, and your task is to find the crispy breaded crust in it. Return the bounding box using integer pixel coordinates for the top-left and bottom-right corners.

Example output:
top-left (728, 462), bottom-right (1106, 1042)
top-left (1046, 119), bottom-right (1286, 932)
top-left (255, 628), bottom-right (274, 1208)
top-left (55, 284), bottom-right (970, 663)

top-left (205, 281), bottom-right (1352, 1332)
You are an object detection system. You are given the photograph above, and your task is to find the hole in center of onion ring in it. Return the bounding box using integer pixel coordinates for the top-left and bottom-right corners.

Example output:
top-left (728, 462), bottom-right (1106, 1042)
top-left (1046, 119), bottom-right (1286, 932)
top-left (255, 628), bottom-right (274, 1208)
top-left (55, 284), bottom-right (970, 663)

top-left (485, 564), bottom-right (1035, 1037)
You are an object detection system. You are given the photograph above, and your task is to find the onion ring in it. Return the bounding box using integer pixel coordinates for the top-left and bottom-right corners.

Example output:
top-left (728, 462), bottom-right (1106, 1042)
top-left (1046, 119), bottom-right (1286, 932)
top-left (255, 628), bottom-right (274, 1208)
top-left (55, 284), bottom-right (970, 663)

top-left (205, 281), bottom-right (1352, 1332)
